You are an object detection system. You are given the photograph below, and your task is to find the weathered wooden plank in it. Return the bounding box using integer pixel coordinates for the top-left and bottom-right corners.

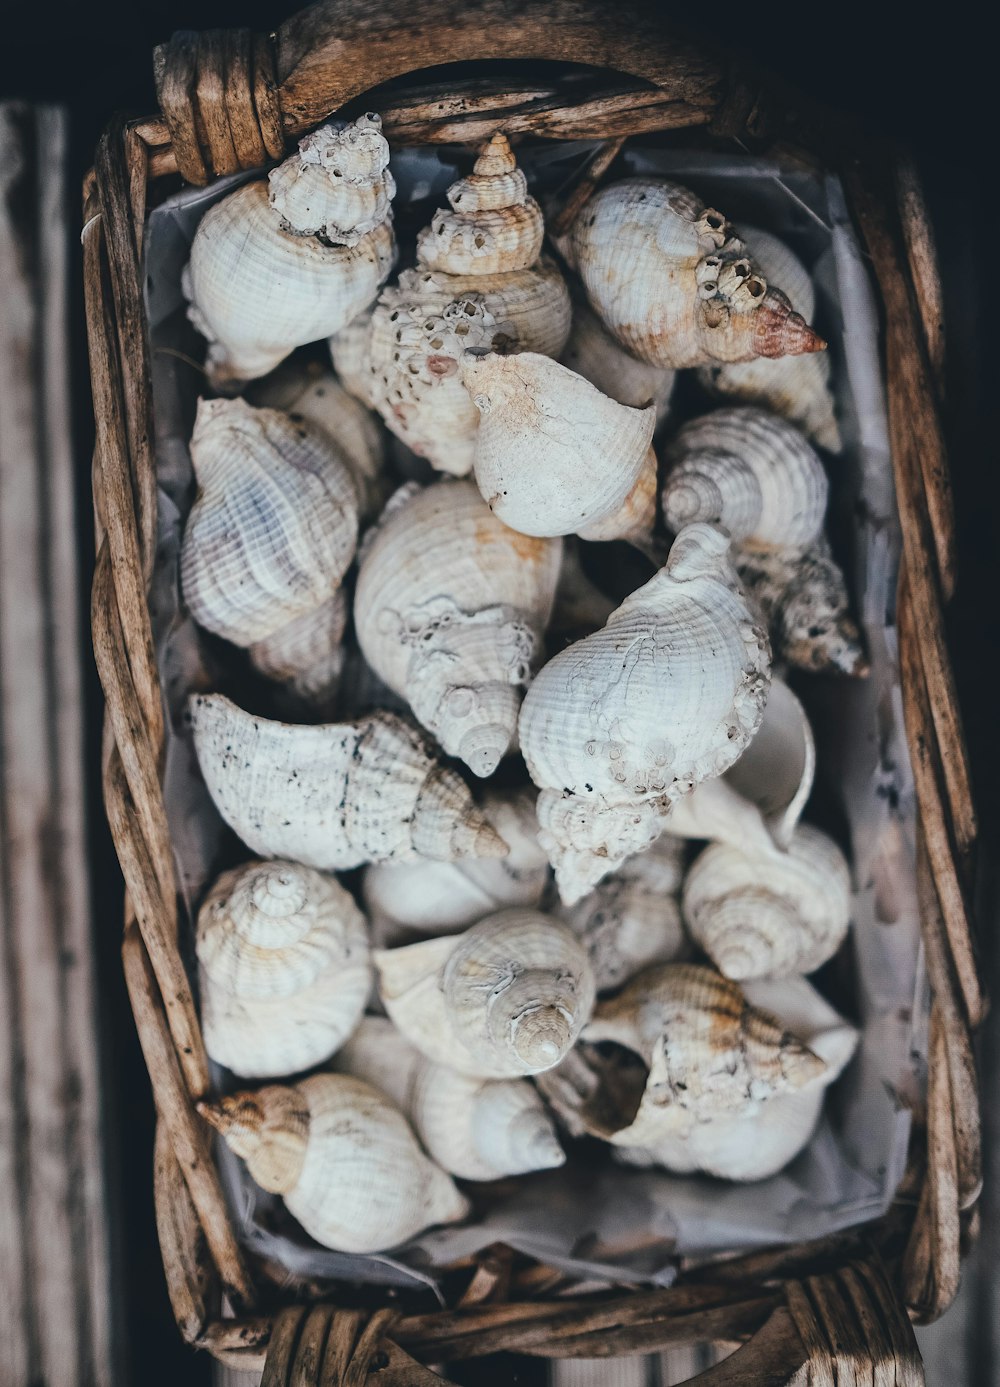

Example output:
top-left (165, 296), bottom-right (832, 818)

top-left (0, 102), bottom-right (116, 1386)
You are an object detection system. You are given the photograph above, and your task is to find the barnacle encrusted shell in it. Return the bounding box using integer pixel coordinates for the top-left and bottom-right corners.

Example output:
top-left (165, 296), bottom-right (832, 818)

top-left (374, 909), bottom-right (596, 1079)
top-left (247, 588), bottom-right (348, 716)
top-left (683, 823), bottom-right (852, 980)
top-left (200, 1074), bottom-right (469, 1252)
top-left (662, 407), bottom-right (828, 548)
top-left (188, 694), bottom-right (508, 870)
top-left (362, 788), bottom-right (549, 941)
top-left (196, 860), bottom-right (371, 1077)
top-left (354, 479), bottom-right (562, 776)
top-left (559, 298), bottom-right (675, 422)
top-left (518, 522), bottom-right (771, 904)
top-left (463, 351), bottom-right (656, 542)
top-left (570, 178), bottom-right (826, 369)
top-left (183, 116), bottom-right (396, 387)
top-left (180, 398), bottom-right (358, 648)
top-left (696, 227), bottom-right (841, 452)
top-left (335, 1018), bottom-right (564, 1180)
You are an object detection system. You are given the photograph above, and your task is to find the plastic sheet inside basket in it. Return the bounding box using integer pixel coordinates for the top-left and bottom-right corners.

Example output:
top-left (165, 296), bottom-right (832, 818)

top-left (145, 139), bottom-right (926, 1291)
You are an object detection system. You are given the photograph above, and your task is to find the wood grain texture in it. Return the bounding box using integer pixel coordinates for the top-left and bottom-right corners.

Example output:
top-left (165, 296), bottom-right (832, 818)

top-left (0, 102), bottom-right (116, 1387)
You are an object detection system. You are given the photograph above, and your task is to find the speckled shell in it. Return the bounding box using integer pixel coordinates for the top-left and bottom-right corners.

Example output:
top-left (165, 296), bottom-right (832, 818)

top-left (362, 788), bottom-right (549, 941)
top-left (374, 909), bottom-right (596, 1079)
top-left (683, 823), bottom-right (852, 980)
top-left (559, 299), bottom-right (675, 422)
top-left (188, 694), bottom-right (508, 870)
top-left (570, 179), bottom-right (826, 369)
top-left (335, 1018), bottom-right (564, 1180)
top-left (518, 523), bottom-right (771, 904)
top-left (662, 407), bottom-right (828, 548)
top-left (180, 399), bottom-right (358, 649)
top-left (696, 228), bottom-right (841, 452)
top-left (247, 588), bottom-right (348, 717)
top-left (354, 480), bottom-right (562, 776)
top-left (196, 859), bottom-right (371, 1077)
top-left (183, 116), bottom-right (396, 388)
top-left (463, 352), bottom-right (656, 541)
top-left (200, 1074), bottom-right (469, 1253)
top-left (616, 976), bottom-right (858, 1180)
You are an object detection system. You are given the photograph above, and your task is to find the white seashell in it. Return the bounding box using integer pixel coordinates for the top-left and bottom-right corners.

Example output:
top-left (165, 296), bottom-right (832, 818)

top-left (200, 1074), bottom-right (469, 1252)
top-left (696, 228), bottom-right (841, 452)
top-left (354, 480), bottom-right (562, 776)
top-left (183, 116), bottom-right (396, 388)
top-left (188, 694), bottom-right (509, 870)
top-left (335, 1018), bottom-right (564, 1180)
top-left (662, 407), bottom-right (828, 549)
top-left (570, 179), bottom-right (826, 369)
top-left (362, 788), bottom-right (549, 941)
top-left (560, 299), bottom-right (675, 422)
top-left (329, 310), bottom-right (379, 407)
top-left (518, 523), bottom-right (771, 904)
top-left (247, 588), bottom-right (348, 717)
top-left (180, 398), bottom-right (358, 649)
top-left (196, 859), bottom-right (371, 1077)
top-left (463, 352), bottom-right (656, 542)
top-left (374, 908), bottom-right (596, 1078)
top-left (616, 976), bottom-right (858, 1180)
top-left (683, 823), bottom-right (852, 980)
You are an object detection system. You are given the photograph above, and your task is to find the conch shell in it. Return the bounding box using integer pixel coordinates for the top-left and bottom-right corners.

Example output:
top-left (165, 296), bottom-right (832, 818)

top-left (560, 298), bottom-right (675, 423)
top-left (354, 480), bottom-right (562, 776)
top-left (200, 1074), bottom-right (469, 1252)
top-left (335, 1018), bottom-right (564, 1180)
top-left (196, 860), bottom-right (371, 1077)
top-left (463, 351), bottom-right (657, 544)
top-left (374, 908), bottom-right (596, 1079)
top-left (682, 823), bottom-right (852, 980)
top-left (696, 227), bottom-right (841, 452)
top-left (614, 976), bottom-right (858, 1180)
top-left (518, 523), bottom-right (771, 904)
top-left (188, 694), bottom-right (508, 870)
top-left (362, 788), bottom-right (549, 943)
top-left (569, 178), bottom-right (825, 369)
top-left (180, 398), bottom-right (358, 650)
top-left (362, 133), bottom-right (571, 475)
top-left (183, 115), bottom-right (396, 387)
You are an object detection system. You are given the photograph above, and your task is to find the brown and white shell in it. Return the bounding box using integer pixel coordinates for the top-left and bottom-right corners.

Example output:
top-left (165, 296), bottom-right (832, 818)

top-left (188, 694), bottom-right (508, 871)
top-left (518, 523), bottom-right (771, 904)
top-left (196, 860), bottom-right (371, 1077)
top-left (560, 298), bottom-right (675, 422)
top-left (354, 479), bottom-right (562, 776)
top-left (569, 178), bottom-right (826, 369)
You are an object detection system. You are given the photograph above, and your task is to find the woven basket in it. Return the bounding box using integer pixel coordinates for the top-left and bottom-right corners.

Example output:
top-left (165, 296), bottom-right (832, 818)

top-left (83, 2), bottom-right (981, 1380)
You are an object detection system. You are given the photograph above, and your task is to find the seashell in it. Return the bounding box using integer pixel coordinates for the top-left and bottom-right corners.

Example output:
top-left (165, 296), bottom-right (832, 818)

top-left (196, 859), bottom-right (371, 1077)
top-left (662, 407), bottom-right (828, 549)
top-left (200, 1074), bottom-right (469, 1252)
top-left (249, 360), bottom-right (387, 520)
top-left (696, 228), bottom-right (841, 452)
top-left (559, 835), bottom-right (689, 992)
top-left (362, 788), bottom-right (549, 942)
top-left (682, 823), bottom-right (852, 980)
top-left (354, 479), bottom-right (562, 776)
top-left (518, 523), bottom-right (771, 904)
top-left (329, 310), bottom-right (379, 407)
top-left (188, 694), bottom-right (508, 871)
top-left (247, 588), bottom-right (348, 717)
top-left (335, 1018), bottom-right (564, 1180)
top-left (180, 398), bottom-right (358, 649)
top-left (374, 908), bottom-right (596, 1078)
top-left (560, 298), bottom-right (675, 423)
top-left (183, 115), bottom-right (396, 388)
top-left (581, 963), bottom-right (826, 1145)
top-left (616, 976), bottom-right (858, 1180)
top-left (462, 352), bottom-right (656, 543)
top-left (570, 178), bottom-right (826, 369)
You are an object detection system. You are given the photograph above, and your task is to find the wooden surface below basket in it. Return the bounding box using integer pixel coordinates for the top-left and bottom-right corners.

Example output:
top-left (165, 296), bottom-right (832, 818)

top-left (83, 2), bottom-right (981, 1381)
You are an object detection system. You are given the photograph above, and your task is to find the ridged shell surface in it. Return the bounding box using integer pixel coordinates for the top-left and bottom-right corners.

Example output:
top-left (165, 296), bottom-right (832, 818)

top-left (247, 588), bottom-right (348, 715)
top-left (180, 399), bottom-right (358, 648)
top-left (267, 115), bottom-right (395, 243)
top-left (518, 523), bottom-right (771, 903)
top-left (560, 298), bottom-right (675, 422)
top-left (188, 694), bottom-right (508, 870)
top-left (196, 859), bottom-right (371, 1077)
top-left (355, 480), bottom-right (562, 776)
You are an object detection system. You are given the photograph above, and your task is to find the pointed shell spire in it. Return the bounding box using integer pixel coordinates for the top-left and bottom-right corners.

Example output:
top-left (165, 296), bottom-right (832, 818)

top-left (267, 114), bottom-right (395, 242)
top-left (188, 694), bottom-right (508, 871)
